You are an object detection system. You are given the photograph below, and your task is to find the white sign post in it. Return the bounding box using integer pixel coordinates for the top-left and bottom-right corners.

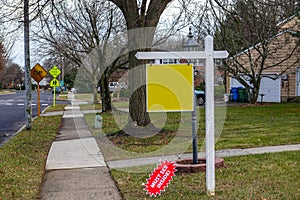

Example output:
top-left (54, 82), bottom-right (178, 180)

top-left (136, 35), bottom-right (228, 195)
top-left (204, 36), bottom-right (216, 196)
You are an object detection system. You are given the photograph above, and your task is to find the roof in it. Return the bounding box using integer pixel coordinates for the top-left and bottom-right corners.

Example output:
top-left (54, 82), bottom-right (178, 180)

top-left (277, 13), bottom-right (299, 28)
top-left (229, 15), bottom-right (299, 59)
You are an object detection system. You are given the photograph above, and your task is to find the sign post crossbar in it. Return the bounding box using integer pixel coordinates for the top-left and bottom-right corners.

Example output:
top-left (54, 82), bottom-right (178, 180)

top-left (136, 35), bottom-right (228, 196)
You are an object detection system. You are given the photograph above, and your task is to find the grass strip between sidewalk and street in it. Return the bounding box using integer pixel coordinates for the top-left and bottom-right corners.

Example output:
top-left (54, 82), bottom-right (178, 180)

top-left (111, 151), bottom-right (300, 199)
top-left (44, 104), bottom-right (66, 112)
top-left (0, 116), bottom-right (62, 200)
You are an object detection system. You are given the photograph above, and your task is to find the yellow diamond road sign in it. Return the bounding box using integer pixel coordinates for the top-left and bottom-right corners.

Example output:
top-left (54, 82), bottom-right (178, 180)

top-left (50, 78), bottom-right (60, 87)
top-left (146, 64), bottom-right (194, 112)
top-left (31, 63), bottom-right (48, 83)
top-left (49, 66), bottom-right (61, 78)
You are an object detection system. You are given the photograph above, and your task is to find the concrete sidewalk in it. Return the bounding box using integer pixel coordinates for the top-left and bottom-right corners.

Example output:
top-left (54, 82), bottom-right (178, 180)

top-left (40, 96), bottom-right (122, 200)
top-left (107, 144), bottom-right (300, 169)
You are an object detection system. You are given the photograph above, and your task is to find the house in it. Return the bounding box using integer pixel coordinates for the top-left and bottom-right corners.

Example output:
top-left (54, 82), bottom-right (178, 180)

top-left (226, 15), bottom-right (300, 102)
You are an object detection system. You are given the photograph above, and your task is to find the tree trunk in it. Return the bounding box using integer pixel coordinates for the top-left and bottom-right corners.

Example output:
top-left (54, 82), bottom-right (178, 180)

top-left (126, 26), bottom-right (156, 126)
top-left (92, 86), bottom-right (98, 104)
top-left (249, 81), bottom-right (261, 104)
top-left (109, 0), bottom-right (172, 127)
top-left (100, 73), bottom-right (112, 113)
top-left (128, 50), bottom-right (150, 126)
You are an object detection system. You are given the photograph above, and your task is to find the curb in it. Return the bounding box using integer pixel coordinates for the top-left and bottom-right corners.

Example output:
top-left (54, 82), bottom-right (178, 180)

top-left (0, 116), bottom-right (38, 148)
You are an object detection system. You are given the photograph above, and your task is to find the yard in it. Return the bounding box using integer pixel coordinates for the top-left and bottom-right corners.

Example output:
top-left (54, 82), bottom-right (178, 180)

top-left (85, 102), bottom-right (300, 199)
top-left (111, 151), bottom-right (300, 199)
top-left (86, 102), bottom-right (300, 161)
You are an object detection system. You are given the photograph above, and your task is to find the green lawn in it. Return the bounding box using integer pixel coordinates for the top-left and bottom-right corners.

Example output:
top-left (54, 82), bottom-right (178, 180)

top-left (74, 93), bottom-right (98, 102)
top-left (0, 102), bottom-right (299, 200)
top-left (0, 116), bottom-right (61, 200)
top-left (111, 151), bottom-right (300, 199)
top-left (217, 103), bottom-right (300, 149)
top-left (56, 94), bottom-right (68, 101)
top-left (78, 101), bottom-right (127, 111)
top-left (87, 103), bottom-right (300, 160)
top-left (43, 104), bottom-right (66, 112)
top-left (79, 103), bottom-right (102, 110)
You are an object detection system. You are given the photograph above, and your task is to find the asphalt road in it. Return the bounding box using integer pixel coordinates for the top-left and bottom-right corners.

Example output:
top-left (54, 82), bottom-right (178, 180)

top-left (0, 90), bottom-right (68, 144)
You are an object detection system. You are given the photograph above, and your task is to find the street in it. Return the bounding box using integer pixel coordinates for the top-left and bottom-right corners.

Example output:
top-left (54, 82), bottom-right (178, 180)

top-left (0, 91), bottom-right (68, 144)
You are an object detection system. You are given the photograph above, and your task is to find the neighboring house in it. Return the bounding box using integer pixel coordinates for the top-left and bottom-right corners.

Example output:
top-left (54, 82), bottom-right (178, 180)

top-left (227, 15), bottom-right (300, 102)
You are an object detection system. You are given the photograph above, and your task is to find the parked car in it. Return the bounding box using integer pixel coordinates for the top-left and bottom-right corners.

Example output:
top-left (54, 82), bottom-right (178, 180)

top-left (195, 89), bottom-right (205, 106)
top-left (70, 88), bottom-right (77, 93)
top-left (52, 86), bottom-right (62, 94)
top-left (109, 82), bottom-right (120, 92)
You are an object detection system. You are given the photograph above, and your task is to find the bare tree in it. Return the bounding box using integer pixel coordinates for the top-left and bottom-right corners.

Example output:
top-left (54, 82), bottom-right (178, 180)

top-left (0, 41), bottom-right (6, 84)
top-left (109, 0), bottom-right (177, 126)
top-left (210, 0), bottom-right (299, 103)
top-left (34, 0), bottom-right (127, 111)
top-left (0, 0), bottom-right (59, 129)
top-left (0, 62), bottom-right (24, 89)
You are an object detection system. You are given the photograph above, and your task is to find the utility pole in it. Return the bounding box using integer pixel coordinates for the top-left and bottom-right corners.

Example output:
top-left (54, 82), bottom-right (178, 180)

top-left (24, 0), bottom-right (32, 130)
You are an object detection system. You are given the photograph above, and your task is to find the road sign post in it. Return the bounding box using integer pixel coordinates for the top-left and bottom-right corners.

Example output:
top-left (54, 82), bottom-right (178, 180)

top-left (136, 35), bottom-right (228, 196)
top-left (49, 66), bottom-right (61, 107)
top-left (31, 63), bottom-right (48, 116)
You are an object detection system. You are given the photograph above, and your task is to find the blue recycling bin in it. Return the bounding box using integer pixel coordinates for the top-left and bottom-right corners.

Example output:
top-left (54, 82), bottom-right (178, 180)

top-left (230, 87), bottom-right (239, 102)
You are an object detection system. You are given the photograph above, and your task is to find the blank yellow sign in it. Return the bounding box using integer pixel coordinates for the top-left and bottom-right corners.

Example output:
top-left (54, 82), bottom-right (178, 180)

top-left (146, 64), bottom-right (194, 112)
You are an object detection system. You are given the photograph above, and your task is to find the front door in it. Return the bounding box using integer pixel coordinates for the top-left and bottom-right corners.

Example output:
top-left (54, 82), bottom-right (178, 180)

top-left (297, 67), bottom-right (300, 96)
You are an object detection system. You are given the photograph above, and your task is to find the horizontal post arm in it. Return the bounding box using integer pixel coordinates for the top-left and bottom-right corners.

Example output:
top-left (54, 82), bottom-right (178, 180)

top-left (135, 51), bottom-right (228, 60)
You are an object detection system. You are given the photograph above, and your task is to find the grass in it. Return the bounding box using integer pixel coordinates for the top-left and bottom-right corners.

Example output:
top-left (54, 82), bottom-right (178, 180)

top-left (87, 102), bottom-right (300, 160)
top-left (56, 94), bottom-right (68, 101)
top-left (74, 93), bottom-right (98, 102)
top-left (217, 103), bottom-right (300, 149)
top-left (78, 100), bottom-right (128, 111)
top-left (79, 103), bottom-right (102, 110)
top-left (0, 100), bottom-right (298, 199)
top-left (111, 151), bottom-right (300, 199)
top-left (44, 104), bottom-right (66, 112)
top-left (112, 101), bottom-right (129, 109)
top-left (0, 116), bottom-right (61, 200)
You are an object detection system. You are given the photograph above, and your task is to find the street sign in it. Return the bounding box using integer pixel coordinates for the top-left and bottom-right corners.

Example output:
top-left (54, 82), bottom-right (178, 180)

top-left (146, 64), bottom-right (194, 112)
top-left (49, 66), bottom-right (61, 78)
top-left (50, 78), bottom-right (60, 87)
top-left (30, 63), bottom-right (47, 83)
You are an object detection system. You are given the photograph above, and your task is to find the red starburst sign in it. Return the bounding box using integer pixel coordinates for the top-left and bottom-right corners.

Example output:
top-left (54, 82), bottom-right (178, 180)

top-left (143, 160), bottom-right (176, 197)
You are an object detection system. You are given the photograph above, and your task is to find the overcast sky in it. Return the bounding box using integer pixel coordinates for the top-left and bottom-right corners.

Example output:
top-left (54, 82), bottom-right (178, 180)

top-left (10, 0), bottom-right (192, 68)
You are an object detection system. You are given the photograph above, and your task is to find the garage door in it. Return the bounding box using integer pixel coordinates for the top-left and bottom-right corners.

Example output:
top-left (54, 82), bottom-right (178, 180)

top-left (258, 75), bottom-right (281, 103)
top-left (230, 74), bottom-right (281, 103)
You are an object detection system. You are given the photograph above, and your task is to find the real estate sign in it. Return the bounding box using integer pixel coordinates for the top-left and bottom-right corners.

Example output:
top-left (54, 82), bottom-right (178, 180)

top-left (146, 64), bottom-right (194, 112)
